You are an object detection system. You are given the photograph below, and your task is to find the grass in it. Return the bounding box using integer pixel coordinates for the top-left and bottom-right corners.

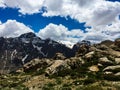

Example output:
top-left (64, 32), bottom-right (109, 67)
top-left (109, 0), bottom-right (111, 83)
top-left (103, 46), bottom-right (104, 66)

top-left (76, 85), bottom-right (103, 90)
top-left (1, 72), bottom-right (120, 90)
top-left (0, 74), bottom-right (29, 90)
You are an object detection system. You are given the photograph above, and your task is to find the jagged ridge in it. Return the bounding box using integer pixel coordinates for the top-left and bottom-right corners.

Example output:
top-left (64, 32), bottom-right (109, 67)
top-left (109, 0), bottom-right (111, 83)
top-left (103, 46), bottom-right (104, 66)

top-left (0, 32), bottom-right (75, 74)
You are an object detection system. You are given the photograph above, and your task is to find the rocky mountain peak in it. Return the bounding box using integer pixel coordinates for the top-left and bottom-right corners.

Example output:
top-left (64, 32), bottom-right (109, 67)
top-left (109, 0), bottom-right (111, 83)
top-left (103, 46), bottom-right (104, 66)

top-left (19, 32), bottom-right (36, 39)
top-left (0, 32), bottom-right (75, 74)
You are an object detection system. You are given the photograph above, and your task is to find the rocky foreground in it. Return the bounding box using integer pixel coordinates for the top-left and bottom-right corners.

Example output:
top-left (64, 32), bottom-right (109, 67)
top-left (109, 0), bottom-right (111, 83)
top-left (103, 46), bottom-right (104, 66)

top-left (1, 37), bottom-right (120, 89)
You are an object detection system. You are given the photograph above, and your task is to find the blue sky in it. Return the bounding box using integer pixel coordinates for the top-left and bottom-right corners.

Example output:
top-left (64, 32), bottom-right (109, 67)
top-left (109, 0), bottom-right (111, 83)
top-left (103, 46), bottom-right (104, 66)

top-left (0, 0), bottom-right (120, 45)
top-left (107, 0), bottom-right (120, 2)
top-left (0, 8), bottom-right (86, 32)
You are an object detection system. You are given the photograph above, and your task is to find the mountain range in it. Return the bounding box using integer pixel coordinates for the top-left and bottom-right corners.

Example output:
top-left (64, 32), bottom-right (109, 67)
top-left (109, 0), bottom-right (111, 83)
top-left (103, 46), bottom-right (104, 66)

top-left (0, 32), bottom-right (79, 74)
top-left (1, 32), bottom-right (120, 89)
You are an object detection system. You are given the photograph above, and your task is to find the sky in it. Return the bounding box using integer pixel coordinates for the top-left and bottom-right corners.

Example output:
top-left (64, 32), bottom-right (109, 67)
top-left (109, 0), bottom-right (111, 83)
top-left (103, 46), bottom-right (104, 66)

top-left (0, 0), bottom-right (120, 45)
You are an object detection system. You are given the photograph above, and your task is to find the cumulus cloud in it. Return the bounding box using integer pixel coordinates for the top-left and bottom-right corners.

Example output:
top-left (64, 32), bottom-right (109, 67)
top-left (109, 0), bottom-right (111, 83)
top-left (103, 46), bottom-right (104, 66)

top-left (0, 20), bottom-right (34, 37)
top-left (38, 22), bottom-right (120, 44)
top-left (44, 0), bottom-right (63, 12)
top-left (0, 0), bottom-right (5, 7)
top-left (42, 0), bottom-right (120, 43)
top-left (2, 0), bottom-right (44, 14)
top-left (83, 18), bottom-right (120, 43)
top-left (86, 1), bottom-right (120, 27)
top-left (82, 31), bottom-right (108, 43)
top-left (1, 0), bottom-right (120, 24)
top-left (38, 23), bottom-right (84, 44)
top-left (0, 0), bottom-right (120, 44)
top-left (1, 0), bottom-right (120, 27)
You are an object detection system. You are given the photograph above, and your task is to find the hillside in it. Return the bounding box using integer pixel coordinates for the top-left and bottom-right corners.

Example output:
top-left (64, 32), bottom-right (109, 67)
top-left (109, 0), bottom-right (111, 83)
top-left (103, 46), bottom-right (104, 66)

top-left (0, 32), bottom-right (75, 74)
top-left (1, 33), bottom-right (120, 90)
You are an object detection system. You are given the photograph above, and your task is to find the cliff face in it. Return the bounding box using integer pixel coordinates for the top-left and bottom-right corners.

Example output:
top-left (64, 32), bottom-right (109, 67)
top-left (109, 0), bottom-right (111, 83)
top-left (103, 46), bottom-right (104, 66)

top-left (0, 32), bottom-right (75, 74)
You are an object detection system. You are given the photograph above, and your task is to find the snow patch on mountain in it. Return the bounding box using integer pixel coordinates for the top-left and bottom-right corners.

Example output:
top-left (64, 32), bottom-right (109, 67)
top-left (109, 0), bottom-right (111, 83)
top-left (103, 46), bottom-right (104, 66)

top-left (57, 41), bottom-right (75, 49)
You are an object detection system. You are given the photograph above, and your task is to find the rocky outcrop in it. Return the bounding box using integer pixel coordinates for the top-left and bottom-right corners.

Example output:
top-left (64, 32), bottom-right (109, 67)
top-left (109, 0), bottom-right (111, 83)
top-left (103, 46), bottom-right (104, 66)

top-left (53, 53), bottom-right (66, 60)
top-left (115, 58), bottom-right (120, 64)
top-left (66, 57), bottom-right (85, 69)
top-left (100, 40), bottom-right (114, 47)
top-left (103, 65), bottom-right (120, 72)
top-left (45, 60), bottom-right (69, 75)
top-left (115, 38), bottom-right (120, 47)
top-left (73, 40), bottom-right (91, 56)
top-left (99, 57), bottom-right (113, 66)
top-left (88, 65), bottom-right (99, 72)
top-left (0, 32), bottom-right (75, 74)
top-left (103, 65), bottom-right (120, 80)
top-left (23, 59), bottom-right (53, 72)
top-left (1, 32), bottom-right (120, 82)
top-left (84, 51), bottom-right (95, 60)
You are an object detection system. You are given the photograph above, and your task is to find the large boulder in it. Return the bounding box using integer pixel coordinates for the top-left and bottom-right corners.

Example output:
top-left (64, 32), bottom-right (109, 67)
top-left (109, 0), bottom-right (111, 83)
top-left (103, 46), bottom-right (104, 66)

top-left (53, 53), bottom-right (66, 60)
top-left (115, 58), bottom-right (120, 64)
top-left (114, 72), bottom-right (120, 76)
top-left (108, 49), bottom-right (120, 57)
top-left (99, 57), bottom-right (113, 66)
top-left (103, 65), bottom-right (120, 80)
top-left (103, 65), bottom-right (120, 72)
top-left (88, 65), bottom-right (99, 72)
top-left (84, 51), bottom-right (95, 60)
top-left (110, 44), bottom-right (120, 51)
top-left (96, 44), bottom-right (109, 50)
top-left (74, 40), bottom-right (91, 56)
top-left (23, 58), bottom-right (53, 72)
top-left (45, 60), bottom-right (69, 75)
top-left (66, 57), bottom-right (85, 69)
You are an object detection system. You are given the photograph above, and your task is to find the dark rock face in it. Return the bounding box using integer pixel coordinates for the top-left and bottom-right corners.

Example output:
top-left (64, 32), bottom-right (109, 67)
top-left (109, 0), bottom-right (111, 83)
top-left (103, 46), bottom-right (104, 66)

top-left (100, 40), bottom-right (114, 47)
top-left (115, 38), bottom-right (120, 47)
top-left (0, 32), bottom-right (75, 74)
top-left (73, 40), bottom-right (91, 56)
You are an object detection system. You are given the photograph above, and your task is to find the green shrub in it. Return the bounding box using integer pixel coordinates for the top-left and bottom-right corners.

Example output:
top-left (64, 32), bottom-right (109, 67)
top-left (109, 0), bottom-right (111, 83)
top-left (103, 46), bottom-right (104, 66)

top-left (56, 77), bottom-right (62, 84)
top-left (83, 78), bottom-right (96, 85)
top-left (103, 74), bottom-right (120, 81)
top-left (76, 85), bottom-right (103, 90)
top-left (61, 87), bottom-right (71, 90)
top-left (73, 80), bottom-right (83, 85)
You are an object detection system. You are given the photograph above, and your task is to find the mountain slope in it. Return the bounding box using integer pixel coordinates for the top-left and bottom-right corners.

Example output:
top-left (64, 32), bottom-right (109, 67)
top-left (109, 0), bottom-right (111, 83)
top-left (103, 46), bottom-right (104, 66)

top-left (0, 32), bottom-right (75, 74)
top-left (1, 38), bottom-right (120, 90)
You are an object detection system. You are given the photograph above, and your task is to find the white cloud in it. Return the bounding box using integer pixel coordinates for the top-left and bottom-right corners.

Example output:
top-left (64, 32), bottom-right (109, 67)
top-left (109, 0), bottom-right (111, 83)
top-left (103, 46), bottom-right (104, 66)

top-left (1, 0), bottom-right (120, 27)
top-left (1, 0), bottom-right (120, 25)
top-left (0, 0), bottom-right (120, 44)
top-left (44, 0), bottom-right (63, 12)
top-left (38, 22), bottom-right (120, 44)
top-left (2, 0), bottom-right (44, 14)
top-left (0, 0), bottom-right (5, 7)
top-left (38, 23), bottom-right (68, 40)
top-left (43, 0), bottom-right (120, 27)
top-left (83, 18), bottom-right (120, 43)
top-left (38, 23), bottom-right (84, 44)
top-left (86, 1), bottom-right (120, 28)
top-left (102, 18), bottom-right (120, 40)
top-left (42, 0), bottom-right (120, 43)
top-left (0, 21), bottom-right (2, 24)
top-left (82, 31), bottom-right (108, 43)
top-left (0, 20), bottom-right (34, 37)
top-left (73, 0), bottom-right (97, 7)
